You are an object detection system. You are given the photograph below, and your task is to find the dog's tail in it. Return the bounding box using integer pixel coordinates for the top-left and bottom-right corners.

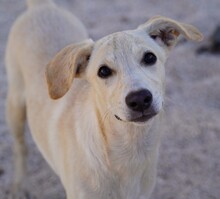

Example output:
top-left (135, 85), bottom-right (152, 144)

top-left (26, 0), bottom-right (53, 8)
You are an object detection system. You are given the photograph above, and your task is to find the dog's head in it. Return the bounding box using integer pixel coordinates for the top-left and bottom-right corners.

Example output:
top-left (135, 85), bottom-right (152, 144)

top-left (46, 16), bottom-right (203, 124)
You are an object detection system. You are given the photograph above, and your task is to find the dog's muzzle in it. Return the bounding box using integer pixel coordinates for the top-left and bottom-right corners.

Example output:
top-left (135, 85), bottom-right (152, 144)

top-left (115, 89), bottom-right (158, 123)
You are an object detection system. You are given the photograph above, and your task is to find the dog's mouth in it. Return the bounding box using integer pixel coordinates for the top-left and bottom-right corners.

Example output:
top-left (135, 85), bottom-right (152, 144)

top-left (114, 112), bottom-right (157, 123)
top-left (115, 115), bottom-right (123, 121)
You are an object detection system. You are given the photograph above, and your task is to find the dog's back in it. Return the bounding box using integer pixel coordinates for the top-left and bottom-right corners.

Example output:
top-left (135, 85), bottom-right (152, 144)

top-left (6, 0), bottom-right (88, 83)
top-left (5, 0), bottom-right (88, 197)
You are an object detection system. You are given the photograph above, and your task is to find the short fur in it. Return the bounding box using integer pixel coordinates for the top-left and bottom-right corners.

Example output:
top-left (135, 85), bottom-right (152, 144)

top-left (5, 0), bottom-right (203, 198)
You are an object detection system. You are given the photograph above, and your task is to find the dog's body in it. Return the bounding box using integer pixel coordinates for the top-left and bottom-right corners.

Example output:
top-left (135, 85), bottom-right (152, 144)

top-left (6, 0), bottom-right (203, 198)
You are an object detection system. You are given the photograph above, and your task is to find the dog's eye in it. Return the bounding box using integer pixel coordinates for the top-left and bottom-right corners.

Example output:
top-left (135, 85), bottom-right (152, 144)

top-left (142, 52), bottom-right (157, 66)
top-left (98, 65), bottom-right (113, 78)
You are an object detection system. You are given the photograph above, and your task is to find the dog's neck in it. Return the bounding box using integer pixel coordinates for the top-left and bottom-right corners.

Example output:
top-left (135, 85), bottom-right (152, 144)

top-left (106, 115), bottom-right (160, 164)
top-left (73, 89), bottom-right (161, 195)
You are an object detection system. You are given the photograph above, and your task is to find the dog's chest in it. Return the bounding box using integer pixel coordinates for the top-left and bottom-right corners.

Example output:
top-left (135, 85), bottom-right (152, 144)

top-left (76, 138), bottom-right (154, 199)
top-left (113, 166), bottom-right (146, 198)
top-left (84, 168), bottom-right (146, 199)
top-left (99, 142), bottom-right (152, 198)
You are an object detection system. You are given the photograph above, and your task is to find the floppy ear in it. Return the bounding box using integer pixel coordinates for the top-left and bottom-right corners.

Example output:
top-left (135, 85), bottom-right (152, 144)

top-left (46, 39), bottom-right (94, 99)
top-left (138, 16), bottom-right (203, 50)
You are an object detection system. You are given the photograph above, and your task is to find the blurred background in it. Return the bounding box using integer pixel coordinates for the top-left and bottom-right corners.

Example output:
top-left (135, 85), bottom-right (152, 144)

top-left (0, 0), bottom-right (220, 198)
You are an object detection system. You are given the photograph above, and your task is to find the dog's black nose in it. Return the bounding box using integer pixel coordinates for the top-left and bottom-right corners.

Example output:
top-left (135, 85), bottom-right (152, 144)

top-left (125, 89), bottom-right (153, 112)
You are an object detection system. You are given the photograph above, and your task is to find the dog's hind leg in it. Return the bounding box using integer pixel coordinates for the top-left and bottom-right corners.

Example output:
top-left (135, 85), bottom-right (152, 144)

top-left (5, 58), bottom-right (30, 199)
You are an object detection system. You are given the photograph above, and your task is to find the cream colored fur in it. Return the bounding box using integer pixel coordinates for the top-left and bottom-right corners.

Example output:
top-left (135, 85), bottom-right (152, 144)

top-left (5, 0), bottom-right (203, 198)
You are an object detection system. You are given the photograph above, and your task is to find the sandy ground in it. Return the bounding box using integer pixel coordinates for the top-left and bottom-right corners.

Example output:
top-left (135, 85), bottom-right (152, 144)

top-left (0, 0), bottom-right (220, 198)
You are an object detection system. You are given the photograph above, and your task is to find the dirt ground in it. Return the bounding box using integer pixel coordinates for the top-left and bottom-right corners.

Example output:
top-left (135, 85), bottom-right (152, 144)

top-left (0, 0), bottom-right (220, 198)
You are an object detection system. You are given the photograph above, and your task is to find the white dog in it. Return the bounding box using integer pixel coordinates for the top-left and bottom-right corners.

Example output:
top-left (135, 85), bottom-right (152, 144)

top-left (5, 0), bottom-right (203, 198)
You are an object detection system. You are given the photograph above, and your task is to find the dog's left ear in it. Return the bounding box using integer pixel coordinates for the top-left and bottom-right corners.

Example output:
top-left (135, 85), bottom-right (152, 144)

top-left (138, 16), bottom-right (203, 50)
top-left (46, 39), bottom-right (94, 99)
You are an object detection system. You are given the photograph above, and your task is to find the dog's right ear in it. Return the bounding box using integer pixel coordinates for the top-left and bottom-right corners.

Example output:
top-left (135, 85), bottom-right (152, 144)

top-left (138, 16), bottom-right (203, 51)
top-left (46, 39), bottom-right (94, 99)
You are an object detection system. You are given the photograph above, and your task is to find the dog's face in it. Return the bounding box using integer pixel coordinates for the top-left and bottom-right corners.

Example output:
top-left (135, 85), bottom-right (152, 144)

top-left (86, 31), bottom-right (166, 123)
top-left (46, 16), bottom-right (203, 124)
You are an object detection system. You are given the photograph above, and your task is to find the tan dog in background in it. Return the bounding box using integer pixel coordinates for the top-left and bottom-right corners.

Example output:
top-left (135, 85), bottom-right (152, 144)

top-left (5, 0), bottom-right (203, 198)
